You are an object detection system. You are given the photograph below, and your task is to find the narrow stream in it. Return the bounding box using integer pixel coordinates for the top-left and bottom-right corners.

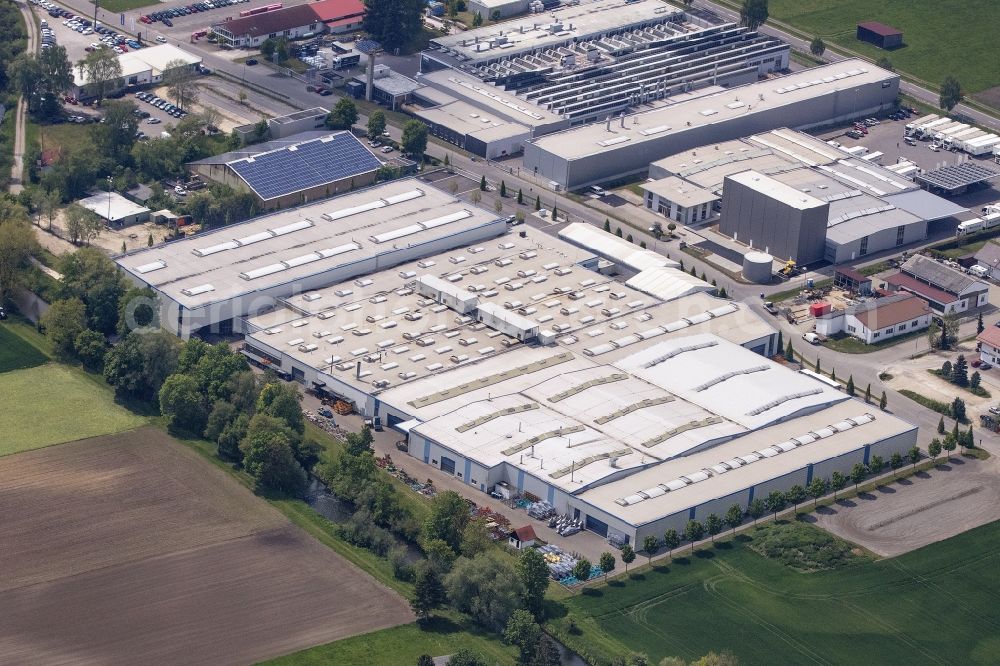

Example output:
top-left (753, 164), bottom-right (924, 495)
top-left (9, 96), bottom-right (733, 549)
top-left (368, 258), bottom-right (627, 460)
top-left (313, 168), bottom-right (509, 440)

top-left (305, 478), bottom-right (590, 665)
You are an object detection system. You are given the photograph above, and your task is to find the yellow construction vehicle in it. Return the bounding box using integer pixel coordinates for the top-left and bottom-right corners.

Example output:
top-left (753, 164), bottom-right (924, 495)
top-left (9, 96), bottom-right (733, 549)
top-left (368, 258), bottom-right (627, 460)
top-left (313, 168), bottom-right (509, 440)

top-left (779, 259), bottom-right (797, 276)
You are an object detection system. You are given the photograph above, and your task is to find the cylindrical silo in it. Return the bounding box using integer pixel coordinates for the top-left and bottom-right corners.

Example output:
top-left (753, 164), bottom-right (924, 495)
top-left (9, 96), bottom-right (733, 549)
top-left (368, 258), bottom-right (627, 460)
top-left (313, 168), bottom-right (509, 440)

top-left (742, 251), bottom-right (773, 284)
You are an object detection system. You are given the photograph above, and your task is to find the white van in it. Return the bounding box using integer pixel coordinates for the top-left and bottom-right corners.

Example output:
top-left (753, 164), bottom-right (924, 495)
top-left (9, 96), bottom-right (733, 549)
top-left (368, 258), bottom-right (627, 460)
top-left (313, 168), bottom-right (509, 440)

top-left (802, 332), bottom-right (821, 345)
top-left (589, 185), bottom-right (607, 197)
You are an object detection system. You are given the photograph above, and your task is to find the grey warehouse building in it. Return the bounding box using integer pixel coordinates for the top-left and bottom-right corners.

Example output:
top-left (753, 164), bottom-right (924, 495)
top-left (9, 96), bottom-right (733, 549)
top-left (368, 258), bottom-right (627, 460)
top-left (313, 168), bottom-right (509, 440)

top-left (415, 0), bottom-right (789, 157)
top-left (721, 171), bottom-right (829, 265)
top-left (524, 59), bottom-right (900, 190)
top-left (650, 128), bottom-right (967, 264)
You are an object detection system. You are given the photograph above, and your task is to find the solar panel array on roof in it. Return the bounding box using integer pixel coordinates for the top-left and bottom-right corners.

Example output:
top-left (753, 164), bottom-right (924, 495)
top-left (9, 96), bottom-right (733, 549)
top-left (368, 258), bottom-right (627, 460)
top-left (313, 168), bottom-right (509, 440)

top-left (228, 133), bottom-right (381, 201)
top-left (915, 162), bottom-right (999, 192)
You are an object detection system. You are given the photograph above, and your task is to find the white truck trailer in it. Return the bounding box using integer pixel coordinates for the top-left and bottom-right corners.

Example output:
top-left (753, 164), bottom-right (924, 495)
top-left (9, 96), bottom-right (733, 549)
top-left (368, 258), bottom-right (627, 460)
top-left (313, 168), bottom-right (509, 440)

top-left (965, 134), bottom-right (1000, 156)
top-left (905, 114), bottom-right (938, 136)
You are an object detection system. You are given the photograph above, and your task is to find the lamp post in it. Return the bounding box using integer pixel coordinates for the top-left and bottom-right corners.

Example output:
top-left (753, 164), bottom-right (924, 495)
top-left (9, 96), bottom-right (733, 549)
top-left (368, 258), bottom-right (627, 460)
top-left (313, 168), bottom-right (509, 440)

top-left (107, 175), bottom-right (113, 227)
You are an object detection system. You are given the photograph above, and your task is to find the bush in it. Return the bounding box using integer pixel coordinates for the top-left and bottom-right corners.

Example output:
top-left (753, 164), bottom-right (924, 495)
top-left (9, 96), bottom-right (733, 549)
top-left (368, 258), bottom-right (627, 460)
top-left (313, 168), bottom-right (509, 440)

top-left (748, 521), bottom-right (867, 572)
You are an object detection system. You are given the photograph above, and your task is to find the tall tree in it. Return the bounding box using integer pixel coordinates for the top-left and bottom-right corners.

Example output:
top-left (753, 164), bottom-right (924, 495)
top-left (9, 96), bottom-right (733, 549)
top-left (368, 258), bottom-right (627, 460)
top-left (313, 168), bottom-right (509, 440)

top-left (572, 558), bottom-right (592, 582)
top-left (952, 354), bottom-right (969, 386)
top-left (684, 520), bottom-right (704, 551)
top-left (63, 203), bottom-right (103, 246)
top-left (423, 490), bottom-right (470, 552)
top-left (41, 298), bottom-right (87, 358)
top-left (362, 0), bottom-right (424, 52)
top-left (503, 609), bottom-right (541, 664)
top-left (785, 484), bottom-right (806, 511)
top-left (78, 47), bottom-right (123, 103)
top-left (159, 373), bottom-right (208, 434)
top-left (908, 445), bottom-right (921, 468)
top-left (869, 455), bottom-right (885, 479)
top-left (740, 0), bottom-right (768, 31)
top-left (764, 490), bottom-right (786, 518)
top-left (326, 97), bottom-right (358, 130)
top-left (91, 100), bottom-right (140, 163)
top-left (851, 462), bottom-right (867, 490)
top-left (74, 328), bottom-right (107, 369)
top-left (940, 75), bottom-right (963, 112)
top-left (830, 471), bottom-right (847, 500)
top-left (620, 544), bottom-right (636, 572)
top-left (807, 478), bottom-right (829, 506)
top-left (809, 37), bottom-right (825, 57)
top-left (704, 514), bottom-right (722, 542)
top-left (724, 504), bottom-right (743, 534)
top-left (367, 109), bottom-right (387, 139)
top-left (599, 552), bottom-right (616, 581)
top-left (0, 212), bottom-right (37, 303)
top-left (103, 331), bottom-right (180, 402)
top-left (662, 528), bottom-right (680, 559)
top-left (411, 561), bottom-right (446, 620)
top-left (401, 120), bottom-right (429, 158)
top-left (59, 248), bottom-right (126, 334)
top-left (846, 375), bottom-right (855, 396)
top-left (444, 550), bottom-right (525, 631)
top-left (889, 452), bottom-right (904, 479)
top-left (240, 414), bottom-right (307, 495)
top-left (517, 547), bottom-right (549, 619)
top-left (256, 381), bottom-right (304, 434)
top-left (163, 59), bottom-right (199, 109)
top-left (642, 534), bottom-right (659, 563)
top-left (746, 498), bottom-right (765, 525)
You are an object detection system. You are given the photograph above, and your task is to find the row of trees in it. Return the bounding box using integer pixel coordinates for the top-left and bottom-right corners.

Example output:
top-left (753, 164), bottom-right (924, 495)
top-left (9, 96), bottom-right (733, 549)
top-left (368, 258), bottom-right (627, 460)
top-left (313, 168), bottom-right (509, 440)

top-left (628, 446), bottom-right (924, 564)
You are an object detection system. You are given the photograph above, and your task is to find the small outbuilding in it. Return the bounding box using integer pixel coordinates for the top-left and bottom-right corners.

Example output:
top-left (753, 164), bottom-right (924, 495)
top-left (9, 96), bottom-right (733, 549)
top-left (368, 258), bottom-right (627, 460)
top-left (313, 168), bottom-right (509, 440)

top-left (508, 525), bottom-right (537, 550)
top-left (78, 191), bottom-right (151, 227)
top-left (857, 22), bottom-right (903, 50)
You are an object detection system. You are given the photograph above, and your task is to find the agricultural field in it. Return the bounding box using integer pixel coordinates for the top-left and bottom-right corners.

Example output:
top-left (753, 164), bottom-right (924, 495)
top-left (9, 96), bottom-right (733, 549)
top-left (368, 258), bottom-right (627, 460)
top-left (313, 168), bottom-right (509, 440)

top-left (267, 614), bottom-right (518, 666)
top-left (0, 428), bottom-right (413, 664)
top-left (551, 520), bottom-right (1000, 665)
top-left (0, 325), bottom-right (48, 374)
top-left (0, 364), bottom-right (147, 456)
top-left (767, 0), bottom-right (1000, 102)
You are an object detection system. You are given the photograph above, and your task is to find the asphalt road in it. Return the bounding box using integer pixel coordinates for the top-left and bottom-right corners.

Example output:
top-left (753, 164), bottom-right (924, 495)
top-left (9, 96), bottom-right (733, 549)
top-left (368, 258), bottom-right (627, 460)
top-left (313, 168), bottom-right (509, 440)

top-left (9, 0), bottom-right (38, 194)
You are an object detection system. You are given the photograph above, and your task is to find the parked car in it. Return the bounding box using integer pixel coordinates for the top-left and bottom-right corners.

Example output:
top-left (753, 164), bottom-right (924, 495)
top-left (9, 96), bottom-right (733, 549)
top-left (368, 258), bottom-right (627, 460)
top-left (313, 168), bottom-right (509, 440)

top-left (982, 362), bottom-right (993, 371)
top-left (245, 58), bottom-right (258, 65)
top-left (846, 130), bottom-right (863, 140)
top-left (317, 406), bottom-right (334, 418)
top-left (380, 145), bottom-right (394, 153)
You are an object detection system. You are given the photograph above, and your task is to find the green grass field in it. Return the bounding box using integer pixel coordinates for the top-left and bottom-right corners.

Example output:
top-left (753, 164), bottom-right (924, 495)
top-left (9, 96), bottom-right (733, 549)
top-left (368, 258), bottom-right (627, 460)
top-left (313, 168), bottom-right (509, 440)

top-left (768, 0), bottom-right (1000, 96)
top-left (266, 614), bottom-right (517, 666)
top-left (550, 520), bottom-right (1000, 665)
top-left (0, 325), bottom-right (49, 373)
top-left (97, 0), bottom-right (160, 12)
top-left (0, 364), bottom-right (148, 456)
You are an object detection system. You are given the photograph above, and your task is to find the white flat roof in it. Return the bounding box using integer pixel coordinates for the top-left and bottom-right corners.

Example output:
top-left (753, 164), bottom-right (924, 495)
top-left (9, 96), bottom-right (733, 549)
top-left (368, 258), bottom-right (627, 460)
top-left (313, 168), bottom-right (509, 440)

top-left (73, 44), bottom-right (201, 87)
top-left (414, 101), bottom-right (531, 141)
top-left (417, 70), bottom-right (560, 127)
top-left (579, 400), bottom-right (914, 525)
top-left (78, 191), bottom-right (150, 223)
top-left (614, 333), bottom-right (846, 430)
top-left (558, 223), bottom-right (679, 273)
top-left (640, 176), bottom-right (719, 208)
top-left (116, 179), bottom-right (500, 308)
top-left (530, 60), bottom-right (897, 160)
top-left (727, 170), bottom-right (827, 210)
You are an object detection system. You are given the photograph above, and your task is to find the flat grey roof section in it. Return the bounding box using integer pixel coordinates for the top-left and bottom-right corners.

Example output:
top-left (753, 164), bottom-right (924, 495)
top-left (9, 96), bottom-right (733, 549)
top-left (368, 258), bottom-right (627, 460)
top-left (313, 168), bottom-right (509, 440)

top-left (78, 192), bottom-right (150, 223)
top-left (901, 254), bottom-right (983, 295)
top-left (882, 190), bottom-right (967, 221)
top-left (116, 179), bottom-right (500, 308)
top-left (914, 162), bottom-right (999, 193)
top-left (640, 176), bottom-right (719, 207)
top-left (727, 171), bottom-right (827, 210)
top-left (528, 61), bottom-right (895, 160)
top-left (417, 70), bottom-right (560, 128)
top-left (578, 400), bottom-right (913, 525)
top-left (414, 101), bottom-right (531, 142)
top-left (426, 0), bottom-right (677, 65)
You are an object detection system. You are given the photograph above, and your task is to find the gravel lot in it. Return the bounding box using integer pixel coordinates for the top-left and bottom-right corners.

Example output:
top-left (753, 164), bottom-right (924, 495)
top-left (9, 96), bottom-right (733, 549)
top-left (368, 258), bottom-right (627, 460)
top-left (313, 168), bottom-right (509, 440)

top-left (811, 455), bottom-right (1000, 557)
top-left (0, 428), bottom-right (412, 664)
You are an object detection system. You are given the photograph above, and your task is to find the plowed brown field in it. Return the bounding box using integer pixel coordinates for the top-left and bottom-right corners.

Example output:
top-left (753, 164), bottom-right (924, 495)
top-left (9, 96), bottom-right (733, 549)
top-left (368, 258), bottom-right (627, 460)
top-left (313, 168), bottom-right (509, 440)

top-left (0, 428), bottom-right (413, 665)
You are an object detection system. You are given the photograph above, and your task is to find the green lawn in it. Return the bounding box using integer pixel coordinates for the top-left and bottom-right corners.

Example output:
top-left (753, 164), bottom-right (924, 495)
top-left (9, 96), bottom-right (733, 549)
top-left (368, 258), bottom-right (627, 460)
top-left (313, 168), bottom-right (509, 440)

top-left (265, 613), bottom-right (517, 666)
top-left (0, 364), bottom-right (148, 456)
top-left (0, 324), bottom-right (49, 373)
top-left (767, 0), bottom-right (1000, 95)
top-left (822, 326), bottom-right (926, 354)
top-left (550, 519), bottom-right (1000, 665)
top-left (97, 0), bottom-right (160, 12)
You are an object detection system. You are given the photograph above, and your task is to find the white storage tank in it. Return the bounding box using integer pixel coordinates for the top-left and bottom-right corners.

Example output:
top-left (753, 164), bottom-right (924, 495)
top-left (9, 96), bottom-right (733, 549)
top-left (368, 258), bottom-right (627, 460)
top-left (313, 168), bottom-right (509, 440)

top-left (742, 251), bottom-right (774, 284)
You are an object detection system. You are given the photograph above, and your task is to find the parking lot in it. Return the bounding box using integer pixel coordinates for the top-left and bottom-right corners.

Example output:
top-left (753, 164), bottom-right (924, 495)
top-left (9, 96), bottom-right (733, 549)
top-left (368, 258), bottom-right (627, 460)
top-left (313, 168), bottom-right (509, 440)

top-left (30, 0), bottom-right (149, 63)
